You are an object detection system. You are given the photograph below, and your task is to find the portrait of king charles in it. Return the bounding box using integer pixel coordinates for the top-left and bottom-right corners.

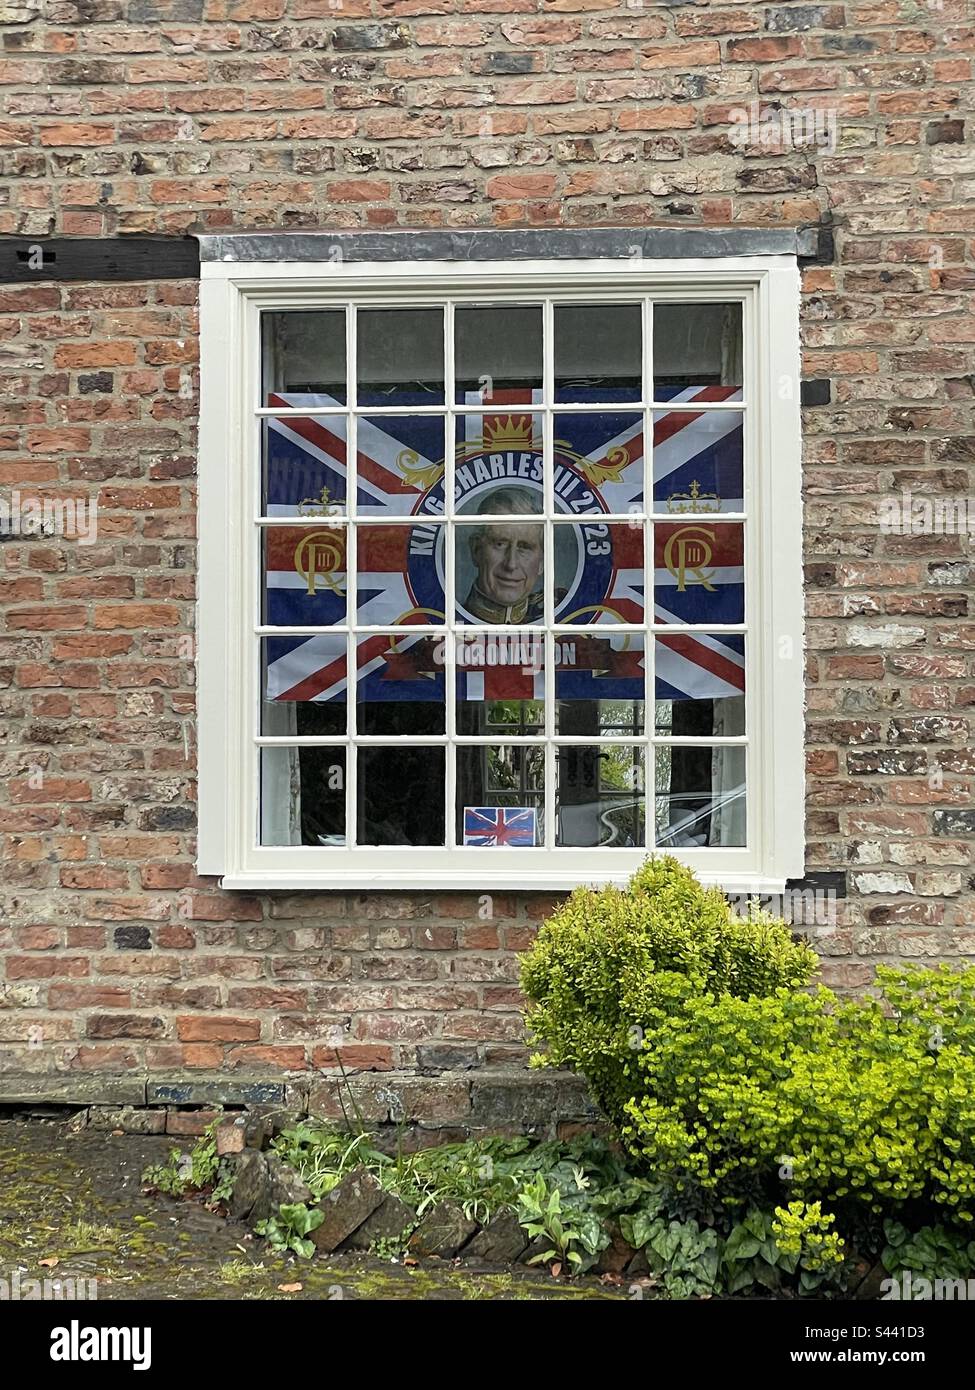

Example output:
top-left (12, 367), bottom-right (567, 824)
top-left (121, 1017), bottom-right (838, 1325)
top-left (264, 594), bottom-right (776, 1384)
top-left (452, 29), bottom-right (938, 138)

top-left (463, 485), bottom-right (565, 624)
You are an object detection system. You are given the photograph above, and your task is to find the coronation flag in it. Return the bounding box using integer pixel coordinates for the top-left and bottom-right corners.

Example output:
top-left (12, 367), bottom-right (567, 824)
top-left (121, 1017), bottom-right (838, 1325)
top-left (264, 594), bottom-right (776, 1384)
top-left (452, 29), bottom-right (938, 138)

top-left (263, 387), bottom-right (745, 708)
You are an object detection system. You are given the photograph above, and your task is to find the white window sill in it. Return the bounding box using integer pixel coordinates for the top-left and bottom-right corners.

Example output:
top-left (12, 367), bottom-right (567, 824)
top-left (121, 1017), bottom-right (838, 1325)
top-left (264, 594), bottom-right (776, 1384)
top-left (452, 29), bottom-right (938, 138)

top-left (218, 869), bottom-right (789, 894)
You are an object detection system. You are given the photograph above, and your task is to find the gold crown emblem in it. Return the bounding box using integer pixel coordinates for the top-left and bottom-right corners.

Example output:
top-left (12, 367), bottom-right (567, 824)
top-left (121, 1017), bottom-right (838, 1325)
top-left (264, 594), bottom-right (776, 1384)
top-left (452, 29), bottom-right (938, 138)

top-left (481, 414), bottom-right (539, 452)
top-left (665, 479), bottom-right (721, 514)
top-left (297, 484), bottom-right (340, 517)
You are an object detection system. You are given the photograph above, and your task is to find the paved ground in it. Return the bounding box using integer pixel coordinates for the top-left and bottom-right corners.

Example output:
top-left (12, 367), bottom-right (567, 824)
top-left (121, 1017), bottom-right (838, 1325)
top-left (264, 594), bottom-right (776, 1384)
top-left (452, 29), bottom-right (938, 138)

top-left (0, 1114), bottom-right (625, 1301)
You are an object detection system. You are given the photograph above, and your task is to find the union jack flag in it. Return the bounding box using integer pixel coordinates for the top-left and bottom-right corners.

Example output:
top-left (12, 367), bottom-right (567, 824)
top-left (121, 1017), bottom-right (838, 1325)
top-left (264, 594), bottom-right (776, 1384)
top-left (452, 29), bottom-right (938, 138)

top-left (463, 806), bottom-right (537, 847)
top-left (263, 387), bottom-right (744, 707)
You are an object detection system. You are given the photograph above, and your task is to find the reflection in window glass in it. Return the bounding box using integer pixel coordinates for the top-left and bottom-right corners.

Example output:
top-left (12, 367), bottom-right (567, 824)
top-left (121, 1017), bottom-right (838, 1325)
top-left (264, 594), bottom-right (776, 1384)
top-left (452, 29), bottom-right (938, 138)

top-left (262, 634), bottom-right (347, 729)
top-left (262, 310), bottom-right (346, 403)
top-left (458, 744), bottom-right (544, 847)
top-left (655, 633), bottom-right (745, 736)
top-left (654, 745), bottom-right (745, 848)
top-left (556, 632), bottom-right (645, 736)
top-left (455, 306), bottom-right (542, 403)
top-left (253, 289), bottom-right (756, 862)
top-left (357, 307), bottom-right (444, 406)
top-left (358, 747), bottom-right (445, 845)
top-left (554, 303), bottom-right (642, 402)
top-left (356, 632), bottom-right (445, 735)
top-left (653, 302), bottom-right (742, 398)
top-left (260, 745), bottom-right (346, 846)
top-left (455, 631), bottom-right (545, 736)
top-left (556, 744), bottom-right (645, 847)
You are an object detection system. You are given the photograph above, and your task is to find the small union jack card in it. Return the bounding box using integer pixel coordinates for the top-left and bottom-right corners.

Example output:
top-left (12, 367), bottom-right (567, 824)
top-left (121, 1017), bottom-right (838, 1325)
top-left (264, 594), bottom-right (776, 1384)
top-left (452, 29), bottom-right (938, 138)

top-left (463, 806), bottom-right (537, 848)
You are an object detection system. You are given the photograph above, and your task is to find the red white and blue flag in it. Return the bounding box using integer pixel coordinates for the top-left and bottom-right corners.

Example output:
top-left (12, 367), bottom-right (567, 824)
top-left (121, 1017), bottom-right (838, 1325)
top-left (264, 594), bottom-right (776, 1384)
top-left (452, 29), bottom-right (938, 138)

top-left (463, 806), bottom-right (538, 847)
top-left (263, 387), bottom-right (745, 707)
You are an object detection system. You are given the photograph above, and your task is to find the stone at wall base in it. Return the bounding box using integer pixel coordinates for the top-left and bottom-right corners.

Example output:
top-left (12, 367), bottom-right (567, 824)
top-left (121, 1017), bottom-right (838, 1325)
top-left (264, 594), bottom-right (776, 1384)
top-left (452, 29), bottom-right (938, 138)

top-left (0, 1067), bottom-right (600, 1139)
top-left (463, 1210), bottom-right (529, 1264)
top-left (228, 1150), bottom-right (269, 1221)
top-left (311, 1169), bottom-right (386, 1253)
top-left (408, 1200), bottom-right (478, 1258)
top-left (344, 1195), bottom-right (417, 1252)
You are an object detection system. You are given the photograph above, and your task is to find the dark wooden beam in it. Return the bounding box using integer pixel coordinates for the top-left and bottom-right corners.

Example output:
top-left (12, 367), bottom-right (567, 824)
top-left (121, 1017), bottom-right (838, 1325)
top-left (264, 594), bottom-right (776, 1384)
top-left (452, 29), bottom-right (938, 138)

top-left (0, 237), bottom-right (200, 283)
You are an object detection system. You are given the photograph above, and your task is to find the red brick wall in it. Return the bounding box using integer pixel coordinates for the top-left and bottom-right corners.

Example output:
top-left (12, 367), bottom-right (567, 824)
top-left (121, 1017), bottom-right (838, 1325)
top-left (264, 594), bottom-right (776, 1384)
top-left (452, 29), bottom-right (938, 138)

top-left (0, 0), bottom-right (973, 1101)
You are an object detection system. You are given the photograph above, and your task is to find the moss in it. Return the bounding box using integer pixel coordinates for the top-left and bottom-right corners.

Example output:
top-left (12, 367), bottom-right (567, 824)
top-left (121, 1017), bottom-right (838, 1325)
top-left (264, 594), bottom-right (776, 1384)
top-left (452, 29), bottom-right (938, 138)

top-left (1, 1116), bottom-right (626, 1301)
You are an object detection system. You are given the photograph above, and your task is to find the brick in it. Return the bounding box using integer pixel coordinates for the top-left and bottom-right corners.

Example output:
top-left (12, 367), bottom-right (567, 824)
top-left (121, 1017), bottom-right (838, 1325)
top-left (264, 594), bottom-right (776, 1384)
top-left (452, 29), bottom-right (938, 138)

top-left (485, 173), bottom-right (557, 198)
top-left (616, 105), bottom-right (697, 131)
top-left (39, 123), bottom-right (116, 146)
top-left (86, 1013), bottom-right (164, 1039)
top-left (54, 342), bottom-right (137, 368)
top-left (311, 1044), bottom-right (394, 1070)
top-left (176, 1015), bottom-right (261, 1042)
top-left (325, 180), bottom-right (391, 202)
top-left (642, 41), bottom-right (720, 67)
top-left (92, 604), bottom-right (178, 629)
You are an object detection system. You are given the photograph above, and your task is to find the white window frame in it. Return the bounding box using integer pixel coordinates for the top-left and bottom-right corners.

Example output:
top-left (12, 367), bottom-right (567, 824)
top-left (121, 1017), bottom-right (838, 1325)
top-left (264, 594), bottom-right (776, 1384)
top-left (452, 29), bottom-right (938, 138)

top-left (198, 254), bottom-right (804, 893)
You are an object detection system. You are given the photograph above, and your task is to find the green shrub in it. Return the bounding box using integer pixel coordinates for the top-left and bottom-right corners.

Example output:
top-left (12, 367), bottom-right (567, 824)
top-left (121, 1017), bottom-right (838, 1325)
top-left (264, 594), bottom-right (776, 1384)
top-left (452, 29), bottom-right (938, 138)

top-left (623, 969), bottom-right (975, 1219)
top-left (520, 854), bottom-right (817, 1125)
top-left (521, 855), bottom-right (975, 1227)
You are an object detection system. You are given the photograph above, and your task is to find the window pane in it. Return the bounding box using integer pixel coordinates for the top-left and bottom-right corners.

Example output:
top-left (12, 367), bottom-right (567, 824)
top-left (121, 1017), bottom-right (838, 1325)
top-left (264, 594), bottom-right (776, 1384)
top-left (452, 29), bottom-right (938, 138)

top-left (458, 744), bottom-right (544, 847)
top-left (262, 416), bottom-right (347, 518)
top-left (554, 303), bottom-right (642, 403)
top-left (262, 525), bottom-right (346, 627)
top-left (356, 414), bottom-right (446, 517)
top-left (655, 633), bottom-right (745, 735)
top-left (251, 289), bottom-right (760, 870)
top-left (553, 411), bottom-right (644, 516)
top-left (358, 747), bottom-right (445, 845)
top-left (556, 631), bottom-right (644, 735)
top-left (455, 518), bottom-right (545, 626)
top-left (455, 305), bottom-right (542, 403)
top-left (652, 408), bottom-right (743, 515)
top-left (653, 521), bottom-right (743, 625)
top-left (357, 523), bottom-right (445, 626)
top-left (262, 634), bottom-right (347, 726)
top-left (356, 632), bottom-right (445, 735)
top-left (654, 745), bottom-right (746, 848)
top-left (262, 310), bottom-right (346, 404)
top-left (454, 413), bottom-right (544, 513)
top-left (455, 631), bottom-right (545, 735)
top-left (556, 744), bottom-right (645, 847)
top-left (357, 307), bottom-right (444, 406)
top-left (260, 745), bottom-right (346, 846)
top-left (556, 521), bottom-right (644, 625)
top-left (653, 302), bottom-right (742, 398)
